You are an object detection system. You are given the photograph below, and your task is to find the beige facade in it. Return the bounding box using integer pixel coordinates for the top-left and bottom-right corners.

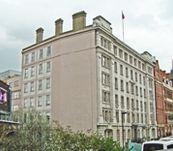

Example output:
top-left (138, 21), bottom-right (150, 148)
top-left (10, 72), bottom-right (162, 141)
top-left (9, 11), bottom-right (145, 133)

top-left (21, 11), bottom-right (157, 144)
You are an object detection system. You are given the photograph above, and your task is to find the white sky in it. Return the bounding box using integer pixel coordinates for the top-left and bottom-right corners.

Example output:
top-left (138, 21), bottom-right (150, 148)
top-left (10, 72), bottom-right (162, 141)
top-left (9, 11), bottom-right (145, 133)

top-left (0, 0), bottom-right (173, 72)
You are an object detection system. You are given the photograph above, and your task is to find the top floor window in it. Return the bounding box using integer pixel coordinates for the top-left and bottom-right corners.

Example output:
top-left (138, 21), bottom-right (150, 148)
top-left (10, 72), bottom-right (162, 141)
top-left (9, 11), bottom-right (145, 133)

top-left (129, 55), bottom-right (133, 64)
top-left (124, 52), bottom-right (128, 61)
top-left (47, 46), bottom-right (51, 57)
top-left (134, 58), bottom-right (137, 66)
top-left (101, 37), bottom-right (111, 50)
top-left (148, 66), bottom-right (153, 74)
top-left (142, 63), bottom-right (145, 71)
top-left (138, 61), bottom-right (141, 69)
top-left (113, 45), bottom-right (117, 55)
top-left (119, 49), bottom-right (123, 59)
top-left (31, 52), bottom-right (35, 62)
top-left (24, 54), bottom-right (29, 65)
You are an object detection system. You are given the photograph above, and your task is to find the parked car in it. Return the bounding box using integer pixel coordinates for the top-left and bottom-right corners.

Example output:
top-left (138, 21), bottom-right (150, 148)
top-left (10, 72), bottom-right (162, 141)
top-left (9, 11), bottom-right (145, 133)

top-left (141, 140), bottom-right (173, 151)
top-left (159, 137), bottom-right (173, 141)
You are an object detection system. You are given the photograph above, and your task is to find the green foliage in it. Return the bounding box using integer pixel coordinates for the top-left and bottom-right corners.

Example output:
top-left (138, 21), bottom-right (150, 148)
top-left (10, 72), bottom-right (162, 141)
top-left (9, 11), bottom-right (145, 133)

top-left (1, 110), bottom-right (130, 151)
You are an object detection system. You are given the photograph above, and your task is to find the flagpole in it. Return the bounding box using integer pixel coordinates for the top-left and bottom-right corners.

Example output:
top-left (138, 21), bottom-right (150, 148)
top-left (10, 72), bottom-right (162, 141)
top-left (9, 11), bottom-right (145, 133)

top-left (121, 11), bottom-right (125, 42)
top-left (122, 17), bottom-right (124, 41)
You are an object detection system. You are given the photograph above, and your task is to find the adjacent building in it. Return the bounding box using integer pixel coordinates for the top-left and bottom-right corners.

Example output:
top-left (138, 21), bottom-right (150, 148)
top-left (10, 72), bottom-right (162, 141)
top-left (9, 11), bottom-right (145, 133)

top-left (155, 60), bottom-right (173, 137)
top-left (21, 11), bottom-right (157, 145)
top-left (0, 70), bottom-right (21, 111)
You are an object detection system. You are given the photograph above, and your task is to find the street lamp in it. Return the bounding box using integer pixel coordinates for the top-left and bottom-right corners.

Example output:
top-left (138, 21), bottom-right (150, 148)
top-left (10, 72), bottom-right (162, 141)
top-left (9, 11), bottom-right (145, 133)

top-left (122, 111), bottom-right (127, 148)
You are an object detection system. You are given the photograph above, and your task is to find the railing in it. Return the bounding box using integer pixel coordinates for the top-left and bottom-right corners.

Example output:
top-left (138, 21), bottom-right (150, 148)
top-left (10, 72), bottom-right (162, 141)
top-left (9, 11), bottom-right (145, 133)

top-left (0, 113), bottom-right (19, 124)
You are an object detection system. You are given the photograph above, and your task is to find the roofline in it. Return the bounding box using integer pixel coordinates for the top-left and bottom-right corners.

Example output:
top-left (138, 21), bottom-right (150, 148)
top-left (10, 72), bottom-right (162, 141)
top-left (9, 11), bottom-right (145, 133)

top-left (22, 25), bottom-right (93, 53)
top-left (96, 26), bottom-right (155, 66)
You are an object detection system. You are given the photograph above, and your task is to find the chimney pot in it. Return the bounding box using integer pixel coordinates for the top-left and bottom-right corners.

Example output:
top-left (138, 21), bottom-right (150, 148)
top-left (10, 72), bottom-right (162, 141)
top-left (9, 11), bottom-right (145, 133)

top-left (36, 27), bottom-right (44, 43)
top-left (72, 11), bottom-right (86, 31)
top-left (55, 18), bottom-right (63, 36)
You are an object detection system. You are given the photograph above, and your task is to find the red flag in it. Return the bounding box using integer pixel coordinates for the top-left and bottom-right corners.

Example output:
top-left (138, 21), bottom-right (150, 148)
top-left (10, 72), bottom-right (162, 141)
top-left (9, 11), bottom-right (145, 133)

top-left (122, 11), bottom-right (125, 19)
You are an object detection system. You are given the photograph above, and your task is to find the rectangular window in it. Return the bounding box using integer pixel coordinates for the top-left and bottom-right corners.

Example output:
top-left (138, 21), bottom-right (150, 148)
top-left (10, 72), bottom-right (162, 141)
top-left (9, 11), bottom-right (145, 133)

top-left (135, 86), bottom-right (138, 96)
top-left (127, 113), bottom-right (130, 123)
top-left (126, 97), bottom-right (130, 109)
top-left (149, 90), bottom-right (153, 100)
top-left (142, 63), bottom-right (145, 71)
top-left (124, 52), bottom-right (128, 61)
top-left (144, 89), bottom-right (146, 98)
top-left (114, 62), bottom-right (117, 73)
top-left (101, 37), bottom-right (111, 50)
top-left (139, 74), bottom-right (142, 84)
top-left (134, 58), bottom-right (137, 66)
top-left (38, 80), bottom-right (42, 90)
top-left (24, 98), bottom-right (28, 108)
top-left (115, 94), bottom-right (119, 108)
top-left (140, 101), bottom-right (143, 111)
top-left (102, 72), bottom-right (110, 86)
top-left (46, 62), bottom-right (51, 73)
top-left (116, 111), bottom-right (119, 123)
top-left (140, 87), bottom-right (142, 97)
top-left (24, 83), bottom-right (28, 93)
top-left (38, 64), bottom-right (43, 75)
top-left (135, 72), bottom-right (138, 82)
top-left (131, 83), bottom-right (134, 94)
top-left (102, 108), bottom-right (112, 123)
top-left (38, 96), bottom-right (42, 107)
top-left (113, 45), bottom-right (117, 55)
top-left (119, 49), bottom-right (123, 59)
top-left (30, 97), bottom-right (34, 107)
top-left (149, 78), bottom-right (153, 88)
top-left (31, 66), bottom-right (35, 77)
top-left (46, 94), bottom-right (50, 106)
top-left (136, 100), bottom-right (139, 110)
top-left (47, 46), bottom-right (51, 57)
top-left (24, 68), bottom-right (29, 79)
top-left (24, 54), bottom-right (29, 64)
top-left (39, 49), bottom-right (43, 59)
top-left (144, 102), bottom-right (147, 112)
top-left (130, 70), bottom-right (133, 80)
top-left (121, 96), bottom-right (124, 109)
top-left (115, 77), bottom-right (118, 90)
top-left (126, 82), bottom-right (129, 93)
top-left (129, 55), bottom-right (133, 64)
top-left (131, 99), bottom-right (135, 110)
top-left (30, 81), bottom-right (34, 92)
top-left (46, 78), bottom-right (51, 89)
top-left (102, 90), bottom-right (110, 104)
top-left (148, 66), bottom-right (153, 74)
top-left (120, 64), bottom-right (123, 75)
top-left (120, 80), bottom-right (124, 91)
top-left (138, 61), bottom-right (141, 69)
top-left (31, 52), bottom-right (35, 62)
top-left (102, 55), bottom-right (110, 69)
top-left (125, 67), bottom-right (128, 78)
top-left (143, 76), bottom-right (146, 86)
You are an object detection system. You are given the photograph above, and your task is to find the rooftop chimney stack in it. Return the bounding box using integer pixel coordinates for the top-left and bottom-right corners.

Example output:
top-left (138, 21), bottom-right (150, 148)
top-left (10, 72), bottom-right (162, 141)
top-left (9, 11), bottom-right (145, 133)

top-left (55, 18), bottom-right (63, 36)
top-left (36, 27), bottom-right (44, 44)
top-left (72, 11), bottom-right (86, 31)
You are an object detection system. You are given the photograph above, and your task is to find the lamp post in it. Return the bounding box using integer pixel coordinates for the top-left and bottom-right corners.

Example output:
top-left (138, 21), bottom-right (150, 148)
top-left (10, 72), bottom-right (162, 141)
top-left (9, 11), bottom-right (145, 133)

top-left (122, 111), bottom-right (127, 148)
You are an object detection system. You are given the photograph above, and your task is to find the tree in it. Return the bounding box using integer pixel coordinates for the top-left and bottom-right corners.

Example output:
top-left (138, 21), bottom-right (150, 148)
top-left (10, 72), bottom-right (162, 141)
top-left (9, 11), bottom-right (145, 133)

top-left (1, 110), bottom-right (130, 151)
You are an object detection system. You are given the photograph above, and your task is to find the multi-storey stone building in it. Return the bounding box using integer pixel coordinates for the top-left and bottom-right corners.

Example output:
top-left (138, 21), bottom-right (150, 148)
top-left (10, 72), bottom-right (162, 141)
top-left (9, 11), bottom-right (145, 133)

top-left (21, 11), bottom-right (157, 144)
top-left (155, 60), bottom-right (173, 137)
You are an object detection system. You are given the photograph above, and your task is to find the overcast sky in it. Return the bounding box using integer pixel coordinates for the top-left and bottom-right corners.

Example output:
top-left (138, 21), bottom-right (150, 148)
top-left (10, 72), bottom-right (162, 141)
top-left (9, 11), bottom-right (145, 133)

top-left (0, 0), bottom-right (172, 72)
